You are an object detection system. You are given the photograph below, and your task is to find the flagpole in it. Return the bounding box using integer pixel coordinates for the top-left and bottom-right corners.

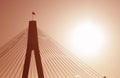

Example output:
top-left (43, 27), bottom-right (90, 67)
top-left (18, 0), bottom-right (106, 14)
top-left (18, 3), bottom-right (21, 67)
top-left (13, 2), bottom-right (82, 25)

top-left (32, 12), bottom-right (35, 20)
top-left (32, 14), bottom-right (33, 20)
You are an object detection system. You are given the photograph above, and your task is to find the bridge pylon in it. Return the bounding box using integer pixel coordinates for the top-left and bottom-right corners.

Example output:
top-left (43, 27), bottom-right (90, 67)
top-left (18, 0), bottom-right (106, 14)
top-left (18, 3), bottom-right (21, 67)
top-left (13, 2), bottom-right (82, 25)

top-left (22, 20), bottom-right (44, 78)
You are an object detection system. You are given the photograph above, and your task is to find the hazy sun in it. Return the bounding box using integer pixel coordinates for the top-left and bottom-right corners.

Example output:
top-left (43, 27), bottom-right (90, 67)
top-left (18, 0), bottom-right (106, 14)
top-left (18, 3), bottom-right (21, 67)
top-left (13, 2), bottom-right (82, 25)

top-left (71, 20), bottom-right (106, 58)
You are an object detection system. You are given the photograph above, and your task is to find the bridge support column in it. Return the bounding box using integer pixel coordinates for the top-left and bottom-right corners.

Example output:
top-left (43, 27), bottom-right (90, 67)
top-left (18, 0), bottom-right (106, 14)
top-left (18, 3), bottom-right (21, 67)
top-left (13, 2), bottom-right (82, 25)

top-left (22, 21), bottom-right (44, 78)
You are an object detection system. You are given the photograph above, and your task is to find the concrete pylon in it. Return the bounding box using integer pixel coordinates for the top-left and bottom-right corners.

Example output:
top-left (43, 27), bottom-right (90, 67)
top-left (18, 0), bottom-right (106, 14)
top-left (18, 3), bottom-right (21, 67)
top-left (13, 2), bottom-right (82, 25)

top-left (22, 21), bottom-right (44, 78)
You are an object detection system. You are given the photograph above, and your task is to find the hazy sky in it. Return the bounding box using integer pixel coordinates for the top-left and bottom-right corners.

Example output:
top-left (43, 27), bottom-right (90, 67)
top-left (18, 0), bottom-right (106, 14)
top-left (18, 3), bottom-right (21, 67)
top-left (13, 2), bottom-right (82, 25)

top-left (0, 0), bottom-right (120, 78)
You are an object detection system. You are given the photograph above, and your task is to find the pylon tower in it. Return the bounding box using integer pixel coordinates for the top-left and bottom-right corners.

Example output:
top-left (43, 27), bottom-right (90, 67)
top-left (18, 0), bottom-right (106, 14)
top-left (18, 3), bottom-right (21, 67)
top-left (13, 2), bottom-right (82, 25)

top-left (22, 20), bottom-right (44, 78)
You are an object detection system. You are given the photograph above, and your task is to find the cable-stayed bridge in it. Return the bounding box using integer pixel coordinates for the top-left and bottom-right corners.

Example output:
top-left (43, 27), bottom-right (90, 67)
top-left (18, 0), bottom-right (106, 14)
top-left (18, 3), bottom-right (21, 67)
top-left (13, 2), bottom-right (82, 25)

top-left (0, 20), bottom-right (106, 78)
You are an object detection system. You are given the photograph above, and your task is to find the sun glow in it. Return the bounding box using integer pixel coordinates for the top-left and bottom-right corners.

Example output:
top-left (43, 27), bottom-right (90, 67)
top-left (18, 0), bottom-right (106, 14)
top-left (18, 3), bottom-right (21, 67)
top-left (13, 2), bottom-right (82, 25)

top-left (71, 20), bottom-right (107, 58)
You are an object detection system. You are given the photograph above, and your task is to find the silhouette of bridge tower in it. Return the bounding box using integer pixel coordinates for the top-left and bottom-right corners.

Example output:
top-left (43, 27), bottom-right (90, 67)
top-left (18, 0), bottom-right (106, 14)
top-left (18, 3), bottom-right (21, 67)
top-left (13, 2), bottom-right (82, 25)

top-left (22, 21), bottom-right (44, 78)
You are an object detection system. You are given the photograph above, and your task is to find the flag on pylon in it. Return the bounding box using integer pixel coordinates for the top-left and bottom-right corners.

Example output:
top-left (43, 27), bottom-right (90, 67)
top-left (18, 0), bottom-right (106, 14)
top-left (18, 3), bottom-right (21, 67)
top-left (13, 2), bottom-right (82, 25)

top-left (32, 12), bottom-right (35, 15)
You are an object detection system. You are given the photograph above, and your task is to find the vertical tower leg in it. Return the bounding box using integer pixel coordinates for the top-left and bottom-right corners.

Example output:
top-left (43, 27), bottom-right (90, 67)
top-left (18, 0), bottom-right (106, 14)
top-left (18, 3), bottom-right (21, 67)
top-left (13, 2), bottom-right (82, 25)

top-left (35, 50), bottom-right (44, 78)
top-left (22, 49), bottom-right (32, 78)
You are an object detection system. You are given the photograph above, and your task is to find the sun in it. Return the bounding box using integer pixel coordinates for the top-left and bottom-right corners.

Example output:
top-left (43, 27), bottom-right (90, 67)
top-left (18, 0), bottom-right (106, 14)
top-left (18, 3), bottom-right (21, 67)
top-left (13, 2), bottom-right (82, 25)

top-left (71, 20), bottom-right (106, 58)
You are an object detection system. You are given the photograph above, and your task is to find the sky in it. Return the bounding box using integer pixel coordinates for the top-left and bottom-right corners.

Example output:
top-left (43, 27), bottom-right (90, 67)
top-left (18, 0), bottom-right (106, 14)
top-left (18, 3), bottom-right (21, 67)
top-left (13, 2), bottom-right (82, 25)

top-left (0, 0), bottom-right (120, 78)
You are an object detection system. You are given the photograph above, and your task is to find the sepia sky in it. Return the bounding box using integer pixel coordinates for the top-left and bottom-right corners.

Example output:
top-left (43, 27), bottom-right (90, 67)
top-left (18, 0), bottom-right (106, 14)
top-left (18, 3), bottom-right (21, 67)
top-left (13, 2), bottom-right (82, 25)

top-left (0, 0), bottom-right (120, 78)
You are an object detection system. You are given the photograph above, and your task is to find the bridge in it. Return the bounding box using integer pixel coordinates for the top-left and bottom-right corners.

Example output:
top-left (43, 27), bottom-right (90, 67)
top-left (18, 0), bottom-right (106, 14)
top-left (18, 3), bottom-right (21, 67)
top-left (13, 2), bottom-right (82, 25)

top-left (0, 19), bottom-right (106, 78)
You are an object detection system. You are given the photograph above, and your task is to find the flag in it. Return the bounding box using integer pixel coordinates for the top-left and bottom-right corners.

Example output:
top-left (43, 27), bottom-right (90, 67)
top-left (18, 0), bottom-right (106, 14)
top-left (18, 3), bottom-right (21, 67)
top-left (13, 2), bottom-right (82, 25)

top-left (32, 12), bottom-right (35, 15)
